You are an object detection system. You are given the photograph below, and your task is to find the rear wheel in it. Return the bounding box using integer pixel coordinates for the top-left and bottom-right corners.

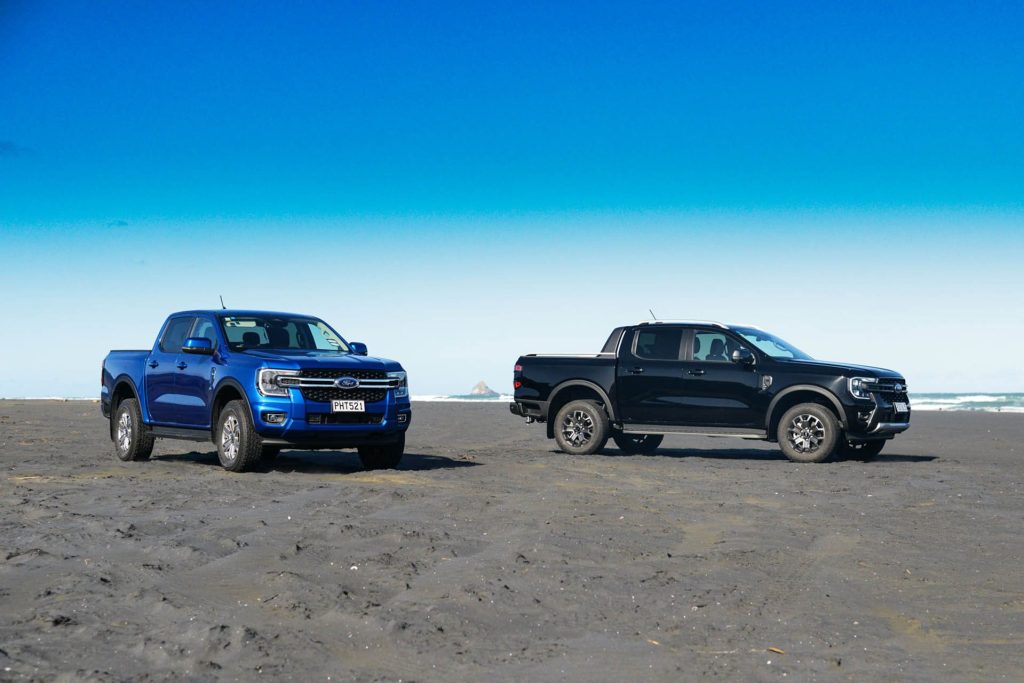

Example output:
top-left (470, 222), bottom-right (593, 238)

top-left (113, 398), bottom-right (155, 462)
top-left (553, 400), bottom-right (609, 455)
top-left (612, 433), bottom-right (663, 455)
top-left (216, 400), bottom-right (264, 472)
top-left (777, 403), bottom-right (840, 463)
top-left (358, 433), bottom-right (405, 470)
top-left (842, 439), bottom-right (885, 460)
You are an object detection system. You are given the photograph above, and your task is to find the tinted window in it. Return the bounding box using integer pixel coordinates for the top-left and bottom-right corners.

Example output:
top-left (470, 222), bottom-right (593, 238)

top-left (634, 328), bottom-right (683, 360)
top-left (190, 318), bottom-right (218, 348)
top-left (160, 317), bottom-right (195, 353)
top-left (693, 331), bottom-right (747, 362)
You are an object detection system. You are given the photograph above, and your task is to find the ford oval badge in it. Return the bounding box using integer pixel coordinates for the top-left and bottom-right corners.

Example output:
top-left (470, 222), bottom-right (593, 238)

top-left (336, 376), bottom-right (360, 389)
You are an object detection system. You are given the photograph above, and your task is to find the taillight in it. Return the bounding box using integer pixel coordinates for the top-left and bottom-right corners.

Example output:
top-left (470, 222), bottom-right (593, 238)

top-left (514, 380), bottom-right (522, 389)
top-left (514, 364), bottom-right (523, 373)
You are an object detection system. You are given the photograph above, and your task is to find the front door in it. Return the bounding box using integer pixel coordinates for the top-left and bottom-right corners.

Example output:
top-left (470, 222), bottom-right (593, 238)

top-left (615, 325), bottom-right (690, 424)
top-left (173, 317), bottom-right (219, 427)
top-left (675, 329), bottom-right (762, 427)
top-left (145, 316), bottom-right (195, 425)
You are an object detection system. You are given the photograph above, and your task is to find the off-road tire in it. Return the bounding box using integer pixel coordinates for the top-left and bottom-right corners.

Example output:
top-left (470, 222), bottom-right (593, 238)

top-left (777, 403), bottom-right (840, 463)
top-left (113, 398), bottom-right (155, 462)
top-left (841, 439), bottom-right (885, 460)
top-left (612, 433), bottom-right (664, 455)
top-left (358, 433), bottom-right (405, 470)
top-left (216, 400), bottom-right (264, 472)
top-left (554, 400), bottom-right (610, 455)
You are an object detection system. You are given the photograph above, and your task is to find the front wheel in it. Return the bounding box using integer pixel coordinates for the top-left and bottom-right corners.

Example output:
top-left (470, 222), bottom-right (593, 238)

top-left (358, 433), bottom-right (405, 470)
top-left (553, 400), bottom-right (609, 455)
top-left (842, 439), bottom-right (885, 460)
top-left (216, 401), bottom-right (264, 472)
top-left (777, 403), bottom-right (840, 463)
top-left (612, 433), bottom-right (664, 455)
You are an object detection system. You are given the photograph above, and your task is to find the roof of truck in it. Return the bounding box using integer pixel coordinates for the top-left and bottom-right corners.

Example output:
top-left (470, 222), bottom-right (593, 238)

top-left (170, 309), bottom-right (319, 319)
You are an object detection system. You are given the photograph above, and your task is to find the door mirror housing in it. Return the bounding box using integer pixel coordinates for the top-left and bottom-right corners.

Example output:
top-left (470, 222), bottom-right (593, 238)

top-left (182, 337), bottom-right (214, 355)
top-left (349, 341), bottom-right (368, 356)
top-left (731, 348), bottom-right (755, 365)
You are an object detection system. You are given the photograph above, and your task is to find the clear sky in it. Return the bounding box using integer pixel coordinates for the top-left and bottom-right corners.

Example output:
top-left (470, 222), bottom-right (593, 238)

top-left (1, 1), bottom-right (1022, 397)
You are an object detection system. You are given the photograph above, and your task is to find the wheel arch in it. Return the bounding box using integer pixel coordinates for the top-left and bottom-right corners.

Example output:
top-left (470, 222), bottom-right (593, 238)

top-left (766, 385), bottom-right (847, 439)
top-left (545, 380), bottom-right (616, 438)
top-left (210, 378), bottom-right (253, 441)
top-left (110, 376), bottom-right (143, 438)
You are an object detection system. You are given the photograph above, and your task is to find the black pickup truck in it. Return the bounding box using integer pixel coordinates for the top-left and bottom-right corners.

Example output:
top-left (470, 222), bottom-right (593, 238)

top-left (510, 321), bottom-right (910, 463)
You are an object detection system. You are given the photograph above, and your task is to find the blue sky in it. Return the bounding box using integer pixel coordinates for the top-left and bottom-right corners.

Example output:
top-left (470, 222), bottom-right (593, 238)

top-left (1, 1), bottom-right (1022, 397)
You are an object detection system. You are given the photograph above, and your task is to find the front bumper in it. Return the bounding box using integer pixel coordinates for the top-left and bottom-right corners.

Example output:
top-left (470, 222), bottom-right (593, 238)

top-left (252, 388), bottom-right (411, 447)
top-left (845, 395), bottom-right (910, 439)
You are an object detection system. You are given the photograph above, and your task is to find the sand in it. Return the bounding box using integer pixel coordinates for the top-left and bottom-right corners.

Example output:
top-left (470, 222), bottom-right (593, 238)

top-left (1, 401), bottom-right (1022, 681)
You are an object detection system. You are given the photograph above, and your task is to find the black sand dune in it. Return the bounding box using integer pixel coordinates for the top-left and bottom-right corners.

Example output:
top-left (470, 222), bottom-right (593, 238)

top-left (1, 402), bottom-right (1022, 681)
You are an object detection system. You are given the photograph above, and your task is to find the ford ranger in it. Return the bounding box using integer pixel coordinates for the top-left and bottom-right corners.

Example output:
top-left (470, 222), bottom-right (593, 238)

top-left (101, 310), bottom-right (411, 472)
top-left (510, 321), bottom-right (910, 462)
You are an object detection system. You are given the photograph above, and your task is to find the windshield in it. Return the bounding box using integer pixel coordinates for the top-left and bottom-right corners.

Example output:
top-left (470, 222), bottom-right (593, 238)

top-left (731, 327), bottom-right (812, 360)
top-left (219, 315), bottom-right (350, 354)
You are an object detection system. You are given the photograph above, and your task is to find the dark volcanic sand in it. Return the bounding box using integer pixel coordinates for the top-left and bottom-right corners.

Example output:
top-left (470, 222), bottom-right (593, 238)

top-left (1, 401), bottom-right (1022, 682)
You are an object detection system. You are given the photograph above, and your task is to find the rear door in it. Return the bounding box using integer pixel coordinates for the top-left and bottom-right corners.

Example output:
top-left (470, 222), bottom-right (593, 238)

top-left (676, 329), bottom-right (762, 427)
top-left (145, 316), bottom-right (195, 424)
top-left (615, 325), bottom-right (689, 424)
top-left (173, 316), bottom-right (219, 427)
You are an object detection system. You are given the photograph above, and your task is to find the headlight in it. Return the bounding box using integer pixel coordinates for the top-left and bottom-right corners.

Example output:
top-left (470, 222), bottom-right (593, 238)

top-left (258, 368), bottom-right (300, 397)
top-left (848, 377), bottom-right (875, 400)
top-left (388, 370), bottom-right (408, 398)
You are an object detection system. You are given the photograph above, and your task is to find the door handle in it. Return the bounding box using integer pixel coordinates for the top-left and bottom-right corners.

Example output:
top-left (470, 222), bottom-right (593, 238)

top-left (687, 369), bottom-right (706, 376)
top-left (148, 360), bottom-right (159, 368)
top-left (176, 361), bottom-right (188, 370)
top-left (629, 367), bottom-right (645, 374)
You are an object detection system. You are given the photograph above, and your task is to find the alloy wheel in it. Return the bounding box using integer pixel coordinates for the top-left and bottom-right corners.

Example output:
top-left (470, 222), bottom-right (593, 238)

top-left (221, 415), bottom-right (241, 462)
top-left (787, 414), bottom-right (826, 453)
top-left (561, 409), bottom-right (595, 447)
top-left (117, 411), bottom-right (132, 454)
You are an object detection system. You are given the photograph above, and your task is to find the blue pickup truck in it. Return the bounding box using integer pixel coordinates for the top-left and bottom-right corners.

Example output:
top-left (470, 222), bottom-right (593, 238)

top-left (101, 310), bottom-right (411, 472)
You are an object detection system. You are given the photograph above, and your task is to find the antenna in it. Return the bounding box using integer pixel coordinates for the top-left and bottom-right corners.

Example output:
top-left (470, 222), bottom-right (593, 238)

top-left (219, 295), bottom-right (226, 310)
top-left (648, 308), bottom-right (658, 320)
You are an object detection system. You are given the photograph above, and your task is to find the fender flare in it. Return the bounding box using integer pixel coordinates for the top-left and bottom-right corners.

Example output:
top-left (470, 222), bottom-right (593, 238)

top-left (210, 377), bottom-right (252, 428)
top-left (765, 385), bottom-right (847, 431)
top-left (548, 380), bottom-right (617, 421)
top-left (109, 375), bottom-right (143, 437)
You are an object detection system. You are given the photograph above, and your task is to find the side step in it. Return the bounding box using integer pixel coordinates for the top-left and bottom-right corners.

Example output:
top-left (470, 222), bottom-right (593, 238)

top-left (148, 425), bottom-right (212, 442)
top-left (620, 424), bottom-right (767, 439)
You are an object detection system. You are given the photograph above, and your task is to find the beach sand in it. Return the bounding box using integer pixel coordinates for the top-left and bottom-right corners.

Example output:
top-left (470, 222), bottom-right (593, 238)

top-left (1, 401), bottom-right (1022, 681)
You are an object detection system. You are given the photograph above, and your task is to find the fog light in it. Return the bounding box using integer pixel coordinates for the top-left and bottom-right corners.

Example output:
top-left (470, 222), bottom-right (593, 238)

top-left (263, 412), bottom-right (286, 424)
top-left (857, 411), bottom-right (872, 423)
top-left (397, 413), bottom-right (408, 423)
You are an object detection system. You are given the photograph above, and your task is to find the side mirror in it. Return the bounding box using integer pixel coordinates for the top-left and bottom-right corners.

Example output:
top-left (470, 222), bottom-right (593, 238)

top-left (349, 341), bottom-right (368, 356)
top-left (182, 337), bottom-right (214, 355)
top-left (731, 348), bottom-right (754, 365)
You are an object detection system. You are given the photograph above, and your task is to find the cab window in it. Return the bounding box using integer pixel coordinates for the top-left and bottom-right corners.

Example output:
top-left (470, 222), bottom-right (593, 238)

top-left (189, 318), bottom-right (219, 348)
top-left (633, 327), bottom-right (683, 360)
top-left (159, 317), bottom-right (195, 353)
top-left (692, 330), bottom-right (747, 362)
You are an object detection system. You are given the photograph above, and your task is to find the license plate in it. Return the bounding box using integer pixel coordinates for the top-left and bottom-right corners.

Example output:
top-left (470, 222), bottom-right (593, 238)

top-left (331, 400), bottom-right (365, 412)
top-left (893, 401), bottom-right (909, 414)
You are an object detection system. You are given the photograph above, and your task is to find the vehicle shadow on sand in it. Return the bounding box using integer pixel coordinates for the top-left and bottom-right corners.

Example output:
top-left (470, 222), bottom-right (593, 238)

top-left (153, 450), bottom-right (479, 474)
top-left (578, 448), bottom-right (938, 464)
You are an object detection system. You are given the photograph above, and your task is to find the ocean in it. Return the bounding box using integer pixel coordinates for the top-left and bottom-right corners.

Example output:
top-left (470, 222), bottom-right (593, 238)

top-left (908, 393), bottom-right (1024, 413)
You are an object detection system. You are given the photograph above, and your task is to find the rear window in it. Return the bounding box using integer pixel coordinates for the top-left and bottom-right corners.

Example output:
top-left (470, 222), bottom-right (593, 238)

top-left (633, 327), bottom-right (683, 360)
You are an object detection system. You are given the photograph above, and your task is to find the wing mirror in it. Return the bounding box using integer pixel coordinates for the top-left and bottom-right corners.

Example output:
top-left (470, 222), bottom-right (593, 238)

top-left (731, 348), bottom-right (755, 365)
top-left (349, 342), bottom-right (368, 356)
top-left (182, 337), bottom-right (214, 355)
